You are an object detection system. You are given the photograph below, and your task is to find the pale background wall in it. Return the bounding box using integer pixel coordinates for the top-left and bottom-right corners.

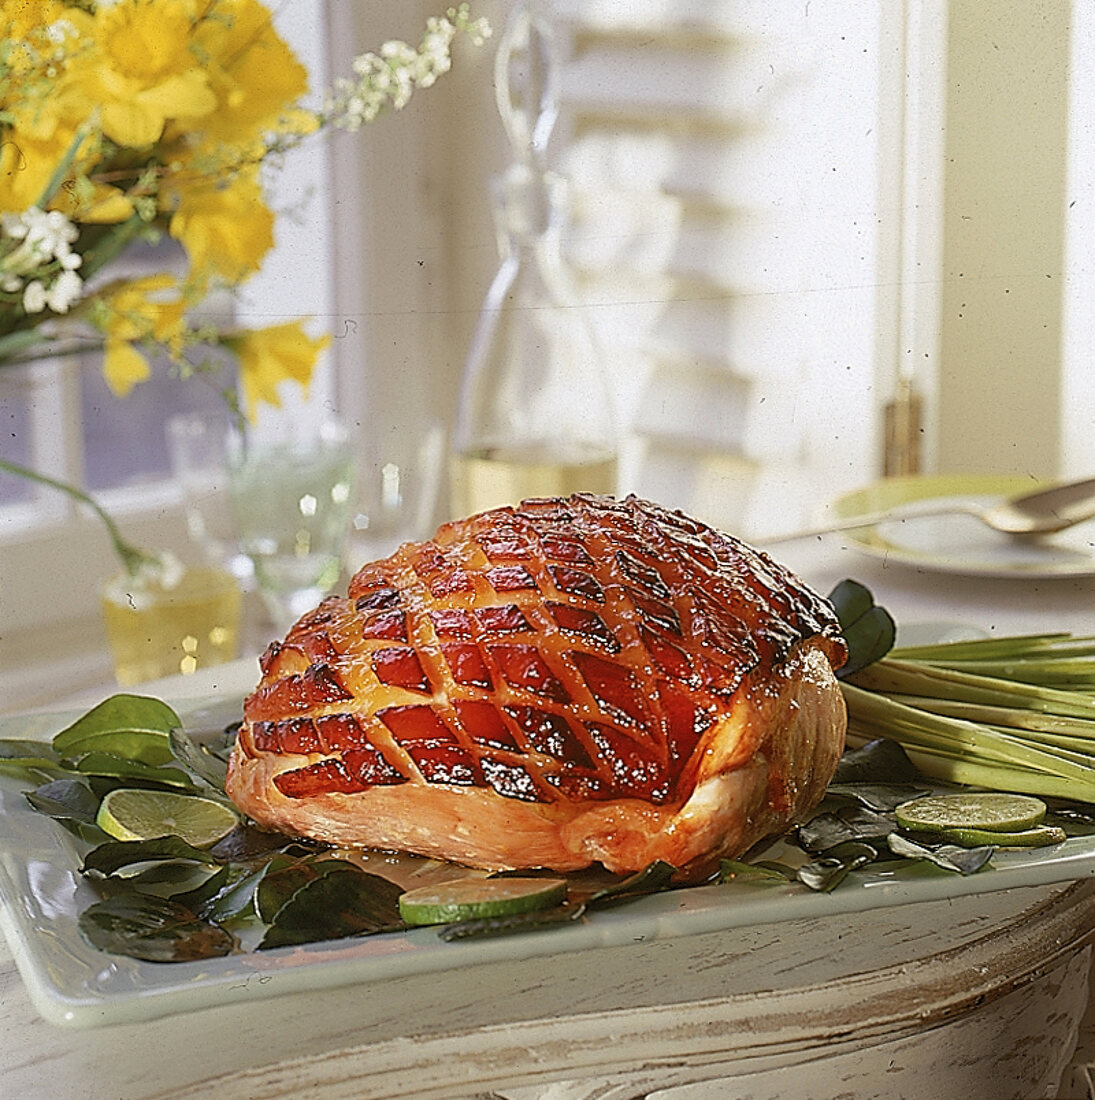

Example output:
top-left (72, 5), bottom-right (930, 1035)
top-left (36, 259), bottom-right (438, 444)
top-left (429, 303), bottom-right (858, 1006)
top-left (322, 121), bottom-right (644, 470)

top-left (935, 0), bottom-right (1071, 477)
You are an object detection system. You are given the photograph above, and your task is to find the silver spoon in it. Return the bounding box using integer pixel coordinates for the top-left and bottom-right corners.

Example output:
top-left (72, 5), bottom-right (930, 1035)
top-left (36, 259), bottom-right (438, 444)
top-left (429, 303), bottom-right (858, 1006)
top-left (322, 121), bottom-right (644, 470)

top-left (764, 476), bottom-right (1095, 544)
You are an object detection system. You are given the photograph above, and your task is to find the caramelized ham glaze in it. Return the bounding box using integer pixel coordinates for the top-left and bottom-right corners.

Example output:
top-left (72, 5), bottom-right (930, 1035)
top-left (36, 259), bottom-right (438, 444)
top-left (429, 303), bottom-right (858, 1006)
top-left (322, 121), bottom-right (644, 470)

top-left (226, 493), bottom-right (848, 879)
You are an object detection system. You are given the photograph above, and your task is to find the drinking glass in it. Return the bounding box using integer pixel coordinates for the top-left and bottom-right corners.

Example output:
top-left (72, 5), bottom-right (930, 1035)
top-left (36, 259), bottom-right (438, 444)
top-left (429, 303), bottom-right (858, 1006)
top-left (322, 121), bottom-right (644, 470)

top-left (351, 420), bottom-right (446, 563)
top-left (166, 413), bottom-right (254, 583)
top-left (100, 562), bottom-right (242, 686)
top-left (227, 420), bottom-right (356, 632)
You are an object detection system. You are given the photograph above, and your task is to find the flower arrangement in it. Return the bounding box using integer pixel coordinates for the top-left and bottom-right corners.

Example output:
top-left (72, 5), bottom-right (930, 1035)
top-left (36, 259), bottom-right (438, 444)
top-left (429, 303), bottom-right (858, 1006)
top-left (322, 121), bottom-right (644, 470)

top-left (0, 0), bottom-right (488, 573)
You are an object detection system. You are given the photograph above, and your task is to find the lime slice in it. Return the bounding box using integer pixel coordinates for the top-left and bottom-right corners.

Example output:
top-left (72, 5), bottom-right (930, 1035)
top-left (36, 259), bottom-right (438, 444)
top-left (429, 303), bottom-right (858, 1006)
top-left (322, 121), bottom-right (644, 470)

top-left (935, 824), bottom-right (1068, 849)
top-left (895, 792), bottom-right (1047, 834)
top-left (96, 788), bottom-right (238, 847)
top-left (398, 876), bottom-right (567, 926)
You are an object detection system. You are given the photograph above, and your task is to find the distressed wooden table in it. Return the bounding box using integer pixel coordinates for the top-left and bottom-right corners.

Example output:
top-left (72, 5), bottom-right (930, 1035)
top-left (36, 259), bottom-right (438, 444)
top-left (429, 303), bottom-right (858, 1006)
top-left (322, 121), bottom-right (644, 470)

top-left (1, 536), bottom-right (1093, 1099)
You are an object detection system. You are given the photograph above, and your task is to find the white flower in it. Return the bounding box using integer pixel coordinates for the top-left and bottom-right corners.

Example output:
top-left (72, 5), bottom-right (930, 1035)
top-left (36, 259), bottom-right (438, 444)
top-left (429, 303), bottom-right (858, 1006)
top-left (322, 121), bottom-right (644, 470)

top-left (1, 212), bottom-right (29, 241)
top-left (1, 207), bottom-right (82, 281)
top-left (45, 19), bottom-right (78, 45)
top-left (22, 281), bottom-right (47, 314)
top-left (45, 269), bottom-right (83, 313)
top-left (328, 5), bottom-right (490, 132)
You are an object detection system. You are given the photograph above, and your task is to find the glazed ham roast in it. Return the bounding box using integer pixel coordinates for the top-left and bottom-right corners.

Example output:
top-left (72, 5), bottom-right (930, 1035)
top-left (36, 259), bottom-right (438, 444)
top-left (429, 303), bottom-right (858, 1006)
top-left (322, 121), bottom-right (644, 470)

top-left (227, 494), bottom-right (848, 879)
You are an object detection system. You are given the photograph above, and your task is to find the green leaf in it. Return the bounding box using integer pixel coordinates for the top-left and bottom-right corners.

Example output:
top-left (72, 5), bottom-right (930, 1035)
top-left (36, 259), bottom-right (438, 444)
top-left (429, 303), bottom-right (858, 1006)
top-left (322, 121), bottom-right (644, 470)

top-left (829, 577), bottom-right (874, 627)
top-left (796, 841), bottom-right (878, 892)
top-left (25, 778), bottom-right (100, 825)
top-left (81, 835), bottom-right (221, 876)
top-left (585, 860), bottom-right (677, 909)
top-left (168, 865), bottom-right (254, 919)
top-left (208, 823), bottom-right (307, 864)
top-left (258, 867), bottom-right (405, 950)
top-left (0, 738), bottom-right (61, 770)
top-left (717, 859), bottom-right (795, 885)
top-left (255, 857), bottom-right (359, 922)
top-left (831, 738), bottom-right (924, 785)
top-left (797, 806), bottom-right (896, 853)
top-left (77, 894), bottom-right (236, 963)
top-left (168, 724), bottom-right (229, 793)
top-left (439, 902), bottom-right (583, 941)
top-left (1046, 804), bottom-right (1095, 836)
top-left (53, 694), bottom-right (180, 766)
top-left (205, 722), bottom-right (240, 763)
top-left (886, 832), bottom-right (994, 874)
top-left (438, 861), bottom-right (679, 943)
top-left (117, 863), bottom-right (214, 894)
top-left (198, 865), bottom-right (275, 924)
top-left (73, 751), bottom-right (196, 789)
top-left (828, 579), bottom-right (896, 676)
top-left (826, 783), bottom-right (933, 813)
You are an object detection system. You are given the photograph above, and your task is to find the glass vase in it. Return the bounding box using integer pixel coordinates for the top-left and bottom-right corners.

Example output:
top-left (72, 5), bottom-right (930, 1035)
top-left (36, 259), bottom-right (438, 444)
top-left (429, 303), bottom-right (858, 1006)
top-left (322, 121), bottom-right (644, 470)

top-left (450, 164), bottom-right (618, 516)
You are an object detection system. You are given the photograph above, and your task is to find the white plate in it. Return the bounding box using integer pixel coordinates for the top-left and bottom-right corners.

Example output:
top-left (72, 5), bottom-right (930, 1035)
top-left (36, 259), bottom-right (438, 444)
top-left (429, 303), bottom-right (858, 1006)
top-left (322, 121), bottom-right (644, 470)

top-left (831, 475), bottom-right (1095, 578)
top-left (2, 695), bottom-right (1094, 1029)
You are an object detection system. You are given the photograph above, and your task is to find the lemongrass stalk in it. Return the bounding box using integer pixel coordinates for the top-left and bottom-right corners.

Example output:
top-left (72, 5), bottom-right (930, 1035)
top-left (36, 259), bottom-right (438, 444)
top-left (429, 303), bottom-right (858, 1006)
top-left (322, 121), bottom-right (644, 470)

top-left (862, 656), bottom-right (1095, 706)
top-left (841, 682), bottom-right (1095, 784)
top-left (900, 657), bottom-right (1095, 690)
top-left (844, 730), bottom-right (1095, 802)
top-left (892, 633), bottom-right (1086, 661)
top-left (842, 716), bottom-right (1091, 787)
top-left (994, 738), bottom-right (1094, 769)
top-left (843, 714), bottom-right (1083, 781)
top-left (849, 659), bottom-right (1095, 719)
top-left (893, 696), bottom-right (1095, 740)
top-left (983, 728), bottom-right (1095, 756)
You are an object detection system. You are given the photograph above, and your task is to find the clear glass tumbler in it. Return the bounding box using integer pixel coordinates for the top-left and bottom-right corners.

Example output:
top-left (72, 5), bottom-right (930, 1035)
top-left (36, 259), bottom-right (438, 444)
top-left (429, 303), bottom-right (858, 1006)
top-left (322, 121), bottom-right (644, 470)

top-left (166, 412), bottom-right (254, 583)
top-left (228, 420), bottom-right (356, 632)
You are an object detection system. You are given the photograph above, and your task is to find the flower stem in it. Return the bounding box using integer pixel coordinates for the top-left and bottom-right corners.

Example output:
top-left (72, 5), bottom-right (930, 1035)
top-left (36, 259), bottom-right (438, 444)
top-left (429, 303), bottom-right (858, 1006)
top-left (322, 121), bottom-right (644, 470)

top-left (0, 457), bottom-right (155, 577)
top-left (0, 330), bottom-right (106, 366)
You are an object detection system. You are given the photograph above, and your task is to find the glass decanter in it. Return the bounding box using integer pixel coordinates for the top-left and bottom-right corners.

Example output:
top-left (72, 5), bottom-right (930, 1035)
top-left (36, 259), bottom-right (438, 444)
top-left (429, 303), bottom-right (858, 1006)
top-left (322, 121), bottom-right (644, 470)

top-left (450, 1), bottom-right (618, 515)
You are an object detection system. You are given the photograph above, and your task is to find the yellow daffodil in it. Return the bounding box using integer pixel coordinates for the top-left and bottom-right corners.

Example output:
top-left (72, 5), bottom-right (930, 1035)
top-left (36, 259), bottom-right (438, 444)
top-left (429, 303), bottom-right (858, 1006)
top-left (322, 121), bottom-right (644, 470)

top-left (0, 2), bottom-right (488, 589)
top-left (0, 1), bottom-right (72, 62)
top-left (104, 275), bottom-right (183, 334)
top-left (63, 184), bottom-right (136, 226)
top-left (102, 338), bottom-right (152, 398)
top-left (97, 276), bottom-right (188, 385)
top-left (0, 131), bottom-right (78, 214)
top-left (76, 0), bottom-right (217, 148)
top-left (1, 0), bottom-right (486, 438)
top-left (225, 321), bottom-right (331, 420)
top-left (168, 171), bottom-right (274, 283)
top-left (190, 0), bottom-right (313, 149)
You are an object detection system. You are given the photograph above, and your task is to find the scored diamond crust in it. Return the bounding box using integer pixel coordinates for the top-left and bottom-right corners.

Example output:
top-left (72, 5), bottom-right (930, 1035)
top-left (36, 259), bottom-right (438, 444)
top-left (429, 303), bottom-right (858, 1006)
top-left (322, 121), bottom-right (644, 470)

top-left (236, 494), bottom-right (846, 813)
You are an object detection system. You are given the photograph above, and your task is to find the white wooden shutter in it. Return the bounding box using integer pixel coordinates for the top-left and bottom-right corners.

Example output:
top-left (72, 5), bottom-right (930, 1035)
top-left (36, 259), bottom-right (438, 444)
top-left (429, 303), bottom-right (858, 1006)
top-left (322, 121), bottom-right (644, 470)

top-left (548, 0), bottom-right (901, 537)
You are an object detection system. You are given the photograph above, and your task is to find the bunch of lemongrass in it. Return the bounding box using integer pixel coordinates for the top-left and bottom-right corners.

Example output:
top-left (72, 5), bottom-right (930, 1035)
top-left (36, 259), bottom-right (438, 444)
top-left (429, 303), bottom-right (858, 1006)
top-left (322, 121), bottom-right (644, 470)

top-left (841, 633), bottom-right (1095, 804)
